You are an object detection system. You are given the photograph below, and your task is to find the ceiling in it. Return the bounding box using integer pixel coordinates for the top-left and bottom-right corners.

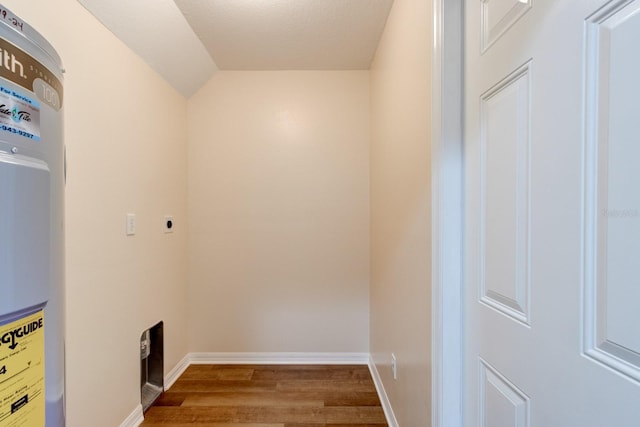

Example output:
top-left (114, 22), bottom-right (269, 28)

top-left (77, 0), bottom-right (394, 98)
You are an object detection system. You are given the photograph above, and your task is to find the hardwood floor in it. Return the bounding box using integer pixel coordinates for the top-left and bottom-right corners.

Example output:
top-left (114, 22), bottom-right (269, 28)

top-left (141, 364), bottom-right (388, 427)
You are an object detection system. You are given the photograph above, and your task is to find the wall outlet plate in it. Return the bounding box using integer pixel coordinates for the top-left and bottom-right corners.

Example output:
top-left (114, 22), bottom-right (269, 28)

top-left (163, 215), bottom-right (174, 233)
top-left (391, 353), bottom-right (397, 380)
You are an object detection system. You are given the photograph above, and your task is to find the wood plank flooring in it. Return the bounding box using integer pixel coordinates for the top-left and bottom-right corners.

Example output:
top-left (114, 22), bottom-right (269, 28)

top-left (141, 364), bottom-right (388, 427)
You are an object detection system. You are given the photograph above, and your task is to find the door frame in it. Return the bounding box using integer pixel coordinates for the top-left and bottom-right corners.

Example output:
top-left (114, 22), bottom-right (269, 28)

top-left (431, 0), bottom-right (464, 426)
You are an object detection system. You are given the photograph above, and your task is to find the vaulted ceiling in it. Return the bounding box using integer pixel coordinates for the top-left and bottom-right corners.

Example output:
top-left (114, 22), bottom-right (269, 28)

top-left (77, 0), bottom-right (394, 97)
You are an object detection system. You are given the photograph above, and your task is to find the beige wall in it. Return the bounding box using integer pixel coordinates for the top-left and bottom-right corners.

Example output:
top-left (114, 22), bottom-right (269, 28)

top-left (2, 1), bottom-right (189, 426)
top-left (3, 0), bottom-right (432, 424)
top-left (370, 0), bottom-right (433, 424)
top-left (187, 71), bottom-right (370, 353)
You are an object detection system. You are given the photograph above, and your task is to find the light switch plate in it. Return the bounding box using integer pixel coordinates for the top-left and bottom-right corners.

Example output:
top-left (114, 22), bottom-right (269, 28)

top-left (126, 213), bottom-right (136, 236)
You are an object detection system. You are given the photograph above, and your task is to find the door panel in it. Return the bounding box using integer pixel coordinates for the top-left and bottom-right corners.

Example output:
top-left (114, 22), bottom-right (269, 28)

top-left (584, 0), bottom-right (640, 383)
top-left (464, 0), bottom-right (640, 425)
top-left (481, 0), bottom-right (532, 52)
top-left (479, 358), bottom-right (529, 427)
top-left (479, 61), bottom-right (531, 326)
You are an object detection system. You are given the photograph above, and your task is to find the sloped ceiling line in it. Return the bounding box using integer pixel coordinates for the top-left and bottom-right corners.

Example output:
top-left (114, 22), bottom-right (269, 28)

top-left (77, 0), bottom-right (393, 98)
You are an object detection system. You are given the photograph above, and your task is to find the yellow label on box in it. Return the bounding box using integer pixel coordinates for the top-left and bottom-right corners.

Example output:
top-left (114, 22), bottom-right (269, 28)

top-left (0, 310), bottom-right (45, 426)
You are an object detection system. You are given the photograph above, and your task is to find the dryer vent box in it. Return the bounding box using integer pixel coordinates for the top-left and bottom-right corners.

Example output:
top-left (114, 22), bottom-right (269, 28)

top-left (141, 321), bottom-right (163, 412)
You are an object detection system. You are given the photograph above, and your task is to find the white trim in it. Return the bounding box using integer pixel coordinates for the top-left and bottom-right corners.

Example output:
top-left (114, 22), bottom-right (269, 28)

top-left (188, 352), bottom-right (369, 365)
top-left (119, 404), bottom-right (144, 427)
top-left (164, 353), bottom-right (190, 390)
top-left (431, 0), bottom-right (464, 426)
top-left (368, 355), bottom-right (399, 427)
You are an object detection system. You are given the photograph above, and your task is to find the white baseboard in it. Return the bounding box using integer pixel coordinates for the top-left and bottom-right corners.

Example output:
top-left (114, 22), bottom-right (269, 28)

top-left (119, 404), bottom-right (144, 427)
top-left (188, 352), bottom-right (370, 365)
top-left (369, 355), bottom-right (399, 427)
top-left (164, 353), bottom-right (190, 390)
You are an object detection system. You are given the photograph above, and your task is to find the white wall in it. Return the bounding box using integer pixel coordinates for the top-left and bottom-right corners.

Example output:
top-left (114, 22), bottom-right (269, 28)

top-left (370, 0), bottom-right (433, 424)
top-left (2, 1), bottom-right (189, 426)
top-left (187, 71), bottom-right (370, 353)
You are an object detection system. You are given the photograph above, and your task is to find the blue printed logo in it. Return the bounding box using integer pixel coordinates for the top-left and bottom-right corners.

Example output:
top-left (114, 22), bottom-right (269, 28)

top-left (0, 103), bottom-right (31, 123)
top-left (11, 106), bottom-right (31, 123)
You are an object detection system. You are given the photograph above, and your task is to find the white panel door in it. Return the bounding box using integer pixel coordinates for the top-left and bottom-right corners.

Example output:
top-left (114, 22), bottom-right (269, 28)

top-left (464, 0), bottom-right (640, 426)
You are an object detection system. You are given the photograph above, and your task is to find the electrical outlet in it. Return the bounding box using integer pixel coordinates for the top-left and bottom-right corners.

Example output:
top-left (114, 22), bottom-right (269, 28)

top-left (391, 353), bottom-right (397, 380)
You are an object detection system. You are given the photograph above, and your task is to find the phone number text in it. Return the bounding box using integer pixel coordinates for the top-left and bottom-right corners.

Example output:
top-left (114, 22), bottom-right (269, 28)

top-left (0, 124), bottom-right (37, 139)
